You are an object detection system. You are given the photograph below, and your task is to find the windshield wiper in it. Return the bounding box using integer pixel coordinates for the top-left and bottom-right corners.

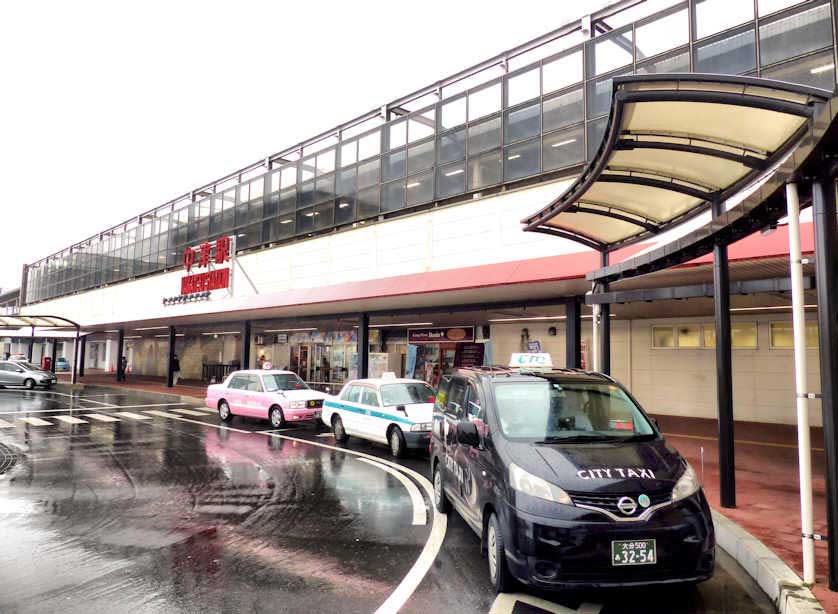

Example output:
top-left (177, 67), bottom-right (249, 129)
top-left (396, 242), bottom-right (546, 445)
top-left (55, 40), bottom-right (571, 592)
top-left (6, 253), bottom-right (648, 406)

top-left (619, 433), bottom-right (657, 442)
top-left (535, 434), bottom-right (622, 444)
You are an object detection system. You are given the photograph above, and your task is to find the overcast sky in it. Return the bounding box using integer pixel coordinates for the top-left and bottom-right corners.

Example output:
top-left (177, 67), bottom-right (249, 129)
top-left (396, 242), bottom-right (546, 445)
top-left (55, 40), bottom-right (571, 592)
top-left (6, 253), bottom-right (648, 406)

top-left (0, 0), bottom-right (612, 292)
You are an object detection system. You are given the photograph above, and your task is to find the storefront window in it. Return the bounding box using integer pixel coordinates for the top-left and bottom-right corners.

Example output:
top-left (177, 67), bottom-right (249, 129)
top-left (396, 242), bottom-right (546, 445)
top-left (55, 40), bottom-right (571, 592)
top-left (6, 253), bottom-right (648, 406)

top-left (652, 326), bottom-right (676, 348)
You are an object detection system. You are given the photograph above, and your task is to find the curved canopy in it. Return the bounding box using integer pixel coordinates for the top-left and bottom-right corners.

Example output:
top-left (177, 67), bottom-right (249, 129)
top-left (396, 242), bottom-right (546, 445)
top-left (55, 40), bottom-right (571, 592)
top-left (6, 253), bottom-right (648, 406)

top-left (0, 314), bottom-right (81, 330)
top-left (522, 74), bottom-right (831, 251)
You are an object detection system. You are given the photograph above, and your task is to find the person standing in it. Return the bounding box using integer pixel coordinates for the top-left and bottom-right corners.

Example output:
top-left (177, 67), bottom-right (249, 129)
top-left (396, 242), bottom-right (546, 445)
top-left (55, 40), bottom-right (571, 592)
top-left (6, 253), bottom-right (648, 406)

top-left (257, 353), bottom-right (266, 369)
top-left (119, 355), bottom-right (128, 381)
top-left (172, 354), bottom-right (181, 386)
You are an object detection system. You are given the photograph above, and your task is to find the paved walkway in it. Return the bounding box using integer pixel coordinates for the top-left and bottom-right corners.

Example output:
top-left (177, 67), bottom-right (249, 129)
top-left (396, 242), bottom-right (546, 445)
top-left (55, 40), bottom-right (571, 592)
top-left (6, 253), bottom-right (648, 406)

top-left (62, 372), bottom-right (837, 609)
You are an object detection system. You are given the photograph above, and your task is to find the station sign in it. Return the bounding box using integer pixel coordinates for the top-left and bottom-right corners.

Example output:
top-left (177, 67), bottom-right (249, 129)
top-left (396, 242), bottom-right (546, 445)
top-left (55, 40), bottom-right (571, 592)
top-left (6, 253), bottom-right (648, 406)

top-left (408, 326), bottom-right (475, 344)
top-left (163, 236), bottom-right (235, 305)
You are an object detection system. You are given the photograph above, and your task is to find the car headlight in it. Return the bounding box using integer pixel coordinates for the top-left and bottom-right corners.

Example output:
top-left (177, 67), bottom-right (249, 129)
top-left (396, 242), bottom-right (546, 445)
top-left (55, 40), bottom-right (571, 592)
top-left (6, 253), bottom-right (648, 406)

top-left (671, 463), bottom-right (700, 502)
top-left (410, 422), bottom-right (432, 432)
top-left (509, 462), bottom-right (572, 505)
top-left (289, 400), bottom-right (305, 409)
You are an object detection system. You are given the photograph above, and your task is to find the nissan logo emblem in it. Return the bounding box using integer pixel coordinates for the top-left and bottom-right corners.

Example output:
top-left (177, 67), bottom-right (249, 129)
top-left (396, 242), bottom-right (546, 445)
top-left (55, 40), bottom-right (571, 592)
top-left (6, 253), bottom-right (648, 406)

top-left (617, 496), bottom-right (638, 516)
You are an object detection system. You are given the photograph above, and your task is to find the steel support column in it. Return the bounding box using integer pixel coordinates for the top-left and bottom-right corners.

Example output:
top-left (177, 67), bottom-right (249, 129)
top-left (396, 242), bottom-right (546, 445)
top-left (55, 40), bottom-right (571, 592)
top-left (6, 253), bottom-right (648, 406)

top-left (714, 240), bottom-right (736, 508)
top-left (78, 335), bottom-right (86, 377)
top-left (166, 326), bottom-right (177, 388)
top-left (358, 313), bottom-right (370, 378)
top-left (565, 297), bottom-right (582, 369)
top-left (240, 321), bottom-right (252, 370)
top-left (50, 338), bottom-right (57, 373)
top-left (115, 328), bottom-right (125, 382)
top-left (812, 178), bottom-right (838, 590)
top-left (27, 325), bottom-right (34, 362)
top-left (599, 252), bottom-right (611, 375)
top-left (71, 329), bottom-right (80, 385)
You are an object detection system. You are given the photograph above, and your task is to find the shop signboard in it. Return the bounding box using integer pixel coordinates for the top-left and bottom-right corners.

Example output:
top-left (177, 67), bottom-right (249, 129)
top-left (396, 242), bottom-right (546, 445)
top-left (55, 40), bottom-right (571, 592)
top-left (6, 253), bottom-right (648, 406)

top-left (163, 236), bottom-right (235, 305)
top-left (407, 326), bottom-right (475, 344)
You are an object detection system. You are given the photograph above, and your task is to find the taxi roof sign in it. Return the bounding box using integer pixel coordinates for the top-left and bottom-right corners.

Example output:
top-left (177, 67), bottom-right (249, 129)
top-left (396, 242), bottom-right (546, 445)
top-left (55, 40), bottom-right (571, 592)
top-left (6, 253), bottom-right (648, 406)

top-left (509, 353), bottom-right (553, 369)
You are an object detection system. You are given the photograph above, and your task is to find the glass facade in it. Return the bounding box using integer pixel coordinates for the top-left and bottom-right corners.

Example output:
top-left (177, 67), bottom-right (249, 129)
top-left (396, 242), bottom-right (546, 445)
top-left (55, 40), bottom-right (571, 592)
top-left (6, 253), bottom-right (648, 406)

top-left (25, 0), bottom-right (836, 305)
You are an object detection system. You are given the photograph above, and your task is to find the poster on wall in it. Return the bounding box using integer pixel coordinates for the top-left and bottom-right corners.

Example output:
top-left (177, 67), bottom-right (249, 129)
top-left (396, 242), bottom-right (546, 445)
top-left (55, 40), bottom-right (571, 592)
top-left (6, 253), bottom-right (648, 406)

top-left (407, 326), bottom-right (475, 344)
top-left (456, 343), bottom-right (485, 368)
top-left (406, 345), bottom-right (418, 378)
top-left (369, 353), bottom-right (389, 378)
top-left (580, 340), bottom-right (588, 370)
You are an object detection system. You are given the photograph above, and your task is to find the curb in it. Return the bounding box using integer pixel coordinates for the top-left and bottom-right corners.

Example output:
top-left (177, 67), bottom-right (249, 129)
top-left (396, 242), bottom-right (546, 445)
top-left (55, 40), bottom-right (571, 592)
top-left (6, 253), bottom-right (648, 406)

top-left (59, 382), bottom-right (204, 406)
top-left (712, 510), bottom-right (825, 614)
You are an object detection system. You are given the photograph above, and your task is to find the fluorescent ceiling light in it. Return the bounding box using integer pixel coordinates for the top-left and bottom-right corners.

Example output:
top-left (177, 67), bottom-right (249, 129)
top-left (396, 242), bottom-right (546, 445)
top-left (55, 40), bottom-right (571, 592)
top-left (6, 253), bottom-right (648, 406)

top-left (488, 316), bottom-right (565, 322)
top-left (200, 331), bottom-right (240, 335)
top-left (338, 203), bottom-right (350, 208)
top-left (104, 329), bottom-right (120, 333)
top-left (237, 233), bottom-right (246, 237)
top-left (264, 327), bottom-right (318, 332)
top-left (134, 326), bottom-right (168, 331)
top-left (304, 211), bottom-right (319, 217)
top-left (280, 219), bottom-right (293, 224)
top-left (730, 304), bottom-right (817, 312)
top-left (406, 182), bottom-right (421, 188)
top-left (507, 154), bottom-right (521, 160)
top-left (810, 63), bottom-right (834, 74)
top-left (445, 169), bottom-right (464, 176)
top-left (551, 138), bottom-right (576, 148)
top-left (124, 335), bottom-right (142, 339)
top-left (370, 322), bottom-right (433, 328)
top-left (154, 334), bottom-right (184, 338)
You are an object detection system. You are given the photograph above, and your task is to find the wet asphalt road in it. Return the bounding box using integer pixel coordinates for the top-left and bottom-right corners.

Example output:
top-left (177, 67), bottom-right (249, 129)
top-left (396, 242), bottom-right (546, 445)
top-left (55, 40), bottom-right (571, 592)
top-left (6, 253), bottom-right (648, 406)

top-left (0, 386), bottom-right (774, 614)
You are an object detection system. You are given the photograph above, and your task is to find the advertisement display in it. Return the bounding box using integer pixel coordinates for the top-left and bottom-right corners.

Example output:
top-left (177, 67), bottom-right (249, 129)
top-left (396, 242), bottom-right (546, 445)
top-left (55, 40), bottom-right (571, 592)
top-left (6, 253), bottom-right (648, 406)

top-left (408, 326), bottom-right (475, 344)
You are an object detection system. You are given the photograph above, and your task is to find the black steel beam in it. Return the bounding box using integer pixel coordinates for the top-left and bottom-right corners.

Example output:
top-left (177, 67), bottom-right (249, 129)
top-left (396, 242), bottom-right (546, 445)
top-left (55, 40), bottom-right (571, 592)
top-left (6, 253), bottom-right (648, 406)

top-left (528, 227), bottom-right (605, 251)
top-left (572, 205), bottom-right (660, 233)
top-left (166, 326), bottom-right (176, 388)
top-left (714, 242), bottom-right (736, 508)
top-left (599, 252), bottom-right (611, 376)
top-left (621, 88), bottom-right (817, 118)
top-left (614, 139), bottom-right (767, 170)
top-left (565, 298), bottom-right (582, 369)
top-left (358, 313), bottom-right (370, 378)
top-left (115, 328), bottom-right (125, 382)
top-left (812, 178), bottom-right (838, 590)
top-left (240, 321), bottom-right (252, 370)
top-left (50, 339), bottom-right (57, 373)
top-left (587, 276), bottom-right (815, 305)
top-left (597, 173), bottom-right (716, 201)
top-left (27, 326), bottom-right (34, 362)
top-left (78, 335), bottom-right (86, 377)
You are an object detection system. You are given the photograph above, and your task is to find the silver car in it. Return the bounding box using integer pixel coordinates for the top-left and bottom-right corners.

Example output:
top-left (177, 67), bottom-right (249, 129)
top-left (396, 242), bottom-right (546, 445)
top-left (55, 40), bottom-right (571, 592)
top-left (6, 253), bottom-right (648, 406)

top-left (0, 361), bottom-right (57, 389)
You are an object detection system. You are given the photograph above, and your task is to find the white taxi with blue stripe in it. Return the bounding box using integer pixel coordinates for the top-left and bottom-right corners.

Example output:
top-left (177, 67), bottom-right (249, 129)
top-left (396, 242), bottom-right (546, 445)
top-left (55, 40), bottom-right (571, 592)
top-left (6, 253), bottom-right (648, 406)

top-left (322, 375), bottom-right (436, 457)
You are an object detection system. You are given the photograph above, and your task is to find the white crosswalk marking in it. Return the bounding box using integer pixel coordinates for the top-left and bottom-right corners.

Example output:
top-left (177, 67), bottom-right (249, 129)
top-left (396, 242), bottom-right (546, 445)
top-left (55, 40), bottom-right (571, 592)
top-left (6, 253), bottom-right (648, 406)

top-left (143, 410), bottom-right (184, 419)
top-left (20, 417), bottom-right (52, 426)
top-left (114, 412), bottom-right (153, 420)
top-left (83, 413), bottom-right (120, 423)
top-left (0, 418), bottom-right (14, 428)
top-left (53, 415), bottom-right (87, 425)
top-left (172, 409), bottom-right (212, 417)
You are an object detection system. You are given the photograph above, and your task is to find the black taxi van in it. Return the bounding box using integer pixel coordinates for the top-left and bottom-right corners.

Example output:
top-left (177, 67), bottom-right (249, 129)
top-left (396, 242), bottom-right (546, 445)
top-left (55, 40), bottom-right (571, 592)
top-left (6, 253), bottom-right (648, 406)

top-left (429, 356), bottom-right (715, 592)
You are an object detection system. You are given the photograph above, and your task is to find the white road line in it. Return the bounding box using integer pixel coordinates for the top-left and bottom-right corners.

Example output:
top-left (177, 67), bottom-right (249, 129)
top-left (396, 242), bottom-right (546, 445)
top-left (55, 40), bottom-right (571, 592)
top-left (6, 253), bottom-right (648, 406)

top-left (83, 413), bottom-right (120, 422)
top-left (19, 417), bottom-right (52, 426)
top-left (114, 412), bottom-right (153, 420)
top-left (0, 403), bottom-right (188, 415)
top-left (189, 408), bottom-right (217, 414)
top-left (136, 413), bottom-right (447, 614)
top-left (53, 415), bottom-right (87, 425)
top-left (22, 390), bottom-right (118, 407)
top-left (143, 410), bottom-right (186, 419)
top-left (357, 457), bottom-right (427, 526)
top-left (489, 593), bottom-right (602, 614)
top-left (0, 418), bottom-right (14, 428)
top-left (171, 409), bottom-right (213, 417)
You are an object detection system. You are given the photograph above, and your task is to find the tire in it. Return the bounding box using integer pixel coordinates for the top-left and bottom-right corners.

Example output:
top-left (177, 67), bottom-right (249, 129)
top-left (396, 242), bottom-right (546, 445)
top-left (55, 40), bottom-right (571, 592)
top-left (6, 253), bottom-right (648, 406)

top-left (218, 400), bottom-right (233, 423)
top-left (433, 461), bottom-right (451, 514)
top-left (23, 379), bottom-right (35, 390)
top-left (269, 406), bottom-right (285, 429)
top-left (332, 415), bottom-right (349, 443)
top-left (389, 426), bottom-right (406, 458)
top-left (487, 513), bottom-right (513, 593)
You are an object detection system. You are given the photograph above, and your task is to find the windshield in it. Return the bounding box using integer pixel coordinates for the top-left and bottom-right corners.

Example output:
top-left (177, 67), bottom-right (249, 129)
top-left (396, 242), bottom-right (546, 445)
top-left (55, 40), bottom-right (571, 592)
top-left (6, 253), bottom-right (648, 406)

top-left (262, 373), bottom-right (309, 392)
top-left (14, 362), bottom-right (42, 371)
top-left (492, 379), bottom-right (655, 441)
top-left (380, 382), bottom-right (436, 406)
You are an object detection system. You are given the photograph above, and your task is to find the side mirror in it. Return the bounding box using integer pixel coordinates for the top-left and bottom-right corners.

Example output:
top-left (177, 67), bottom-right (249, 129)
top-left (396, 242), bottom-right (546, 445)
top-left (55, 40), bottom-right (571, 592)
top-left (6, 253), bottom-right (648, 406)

top-left (457, 421), bottom-right (480, 447)
top-left (396, 405), bottom-right (407, 413)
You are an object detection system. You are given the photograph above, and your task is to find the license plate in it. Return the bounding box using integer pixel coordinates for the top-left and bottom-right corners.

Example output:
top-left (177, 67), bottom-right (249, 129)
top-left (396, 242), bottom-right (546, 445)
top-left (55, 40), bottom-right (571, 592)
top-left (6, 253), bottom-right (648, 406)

top-left (611, 539), bottom-right (656, 566)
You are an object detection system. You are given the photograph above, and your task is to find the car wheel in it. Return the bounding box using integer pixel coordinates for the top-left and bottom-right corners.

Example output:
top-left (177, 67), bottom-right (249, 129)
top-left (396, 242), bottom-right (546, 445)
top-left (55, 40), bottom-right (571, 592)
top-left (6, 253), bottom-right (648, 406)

top-left (433, 461), bottom-right (451, 514)
top-left (389, 426), bottom-right (406, 458)
top-left (487, 513), bottom-right (513, 593)
top-left (218, 400), bottom-right (233, 423)
top-left (332, 415), bottom-right (348, 442)
top-left (269, 406), bottom-right (285, 429)
top-left (24, 379), bottom-right (35, 390)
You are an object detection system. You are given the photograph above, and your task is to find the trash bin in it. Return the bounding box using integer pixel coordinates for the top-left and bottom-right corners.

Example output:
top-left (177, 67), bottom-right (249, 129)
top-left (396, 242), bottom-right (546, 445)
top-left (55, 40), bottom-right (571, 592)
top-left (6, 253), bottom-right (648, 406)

top-left (42, 356), bottom-right (52, 371)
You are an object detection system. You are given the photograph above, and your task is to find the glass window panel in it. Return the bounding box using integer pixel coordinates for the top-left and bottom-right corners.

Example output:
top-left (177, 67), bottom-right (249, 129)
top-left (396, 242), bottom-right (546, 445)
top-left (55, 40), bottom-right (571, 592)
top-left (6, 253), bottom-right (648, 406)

top-left (337, 167), bottom-right (357, 197)
top-left (587, 69), bottom-right (631, 118)
top-left (438, 128), bottom-right (466, 164)
top-left (759, 3), bottom-right (832, 67)
top-left (468, 83), bottom-right (501, 121)
top-left (299, 180), bottom-right (315, 208)
top-left (694, 28), bottom-right (756, 75)
top-left (636, 8), bottom-right (688, 60)
top-left (382, 149), bottom-right (406, 182)
top-left (543, 125), bottom-right (585, 170)
top-left (315, 174), bottom-right (334, 203)
top-left (636, 49), bottom-right (690, 74)
top-left (732, 322), bottom-right (758, 348)
top-left (340, 140), bottom-right (357, 167)
top-left (468, 117), bottom-right (501, 155)
top-left (297, 208), bottom-right (316, 234)
top-left (770, 321), bottom-right (793, 348)
top-left (301, 157), bottom-right (315, 181)
top-left (677, 324), bottom-right (702, 347)
top-left (314, 201), bottom-right (334, 230)
top-left (357, 186), bottom-right (380, 218)
top-left (437, 162), bottom-right (466, 198)
top-left (406, 170), bottom-right (434, 206)
top-left (357, 159), bottom-right (379, 189)
top-left (389, 120), bottom-right (407, 150)
top-left (277, 214), bottom-right (295, 237)
top-left (316, 149), bottom-right (335, 174)
top-left (762, 49), bottom-right (836, 91)
top-left (590, 27), bottom-right (633, 75)
top-left (270, 170), bottom-right (280, 193)
top-left (505, 138), bottom-right (540, 181)
top-left (468, 149), bottom-right (502, 190)
top-left (335, 197), bottom-right (355, 225)
top-left (248, 192), bottom-right (263, 223)
top-left (587, 116), bottom-right (608, 159)
top-left (408, 109), bottom-right (435, 143)
top-left (265, 191), bottom-right (278, 219)
top-left (543, 87), bottom-right (583, 132)
top-left (441, 97), bottom-right (467, 129)
top-left (508, 67), bottom-right (540, 106)
top-left (250, 178), bottom-right (264, 200)
top-left (504, 103), bottom-right (540, 144)
top-left (279, 187), bottom-right (296, 214)
top-left (358, 131), bottom-right (381, 160)
top-left (408, 140), bottom-right (435, 174)
top-left (382, 180), bottom-right (405, 213)
top-left (542, 50), bottom-right (583, 94)
top-left (652, 326), bottom-right (675, 347)
top-left (695, 0), bottom-right (754, 39)
top-left (758, 0), bottom-right (807, 16)
top-left (280, 165), bottom-right (297, 188)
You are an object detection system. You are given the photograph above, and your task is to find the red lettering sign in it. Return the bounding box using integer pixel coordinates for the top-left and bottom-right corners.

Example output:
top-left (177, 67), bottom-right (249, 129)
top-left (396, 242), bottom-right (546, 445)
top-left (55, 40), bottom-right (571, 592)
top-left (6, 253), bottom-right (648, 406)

top-left (198, 242), bottom-right (212, 268)
top-left (183, 247), bottom-right (196, 272)
top-left (180, 268), bottom-right (230, 295)
top-left (215, 236), bottom-right (231, 264)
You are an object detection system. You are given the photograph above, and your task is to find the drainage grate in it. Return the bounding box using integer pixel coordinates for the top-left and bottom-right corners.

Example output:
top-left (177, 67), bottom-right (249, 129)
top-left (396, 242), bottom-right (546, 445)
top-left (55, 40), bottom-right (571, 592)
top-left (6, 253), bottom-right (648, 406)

top-left (0, 442), bottom-right (19, 475)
